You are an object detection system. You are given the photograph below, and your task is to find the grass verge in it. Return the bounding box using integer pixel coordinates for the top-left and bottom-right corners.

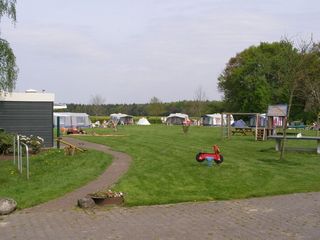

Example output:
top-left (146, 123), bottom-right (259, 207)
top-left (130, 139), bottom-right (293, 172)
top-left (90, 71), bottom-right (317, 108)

top-left (0, 149), bottom-right (112, 209)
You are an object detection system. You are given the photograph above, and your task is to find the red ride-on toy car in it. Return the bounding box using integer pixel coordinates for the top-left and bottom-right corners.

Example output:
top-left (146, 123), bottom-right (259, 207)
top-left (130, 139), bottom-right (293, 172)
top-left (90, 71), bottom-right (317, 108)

top-left (196, 145), bottom-right (223, 166)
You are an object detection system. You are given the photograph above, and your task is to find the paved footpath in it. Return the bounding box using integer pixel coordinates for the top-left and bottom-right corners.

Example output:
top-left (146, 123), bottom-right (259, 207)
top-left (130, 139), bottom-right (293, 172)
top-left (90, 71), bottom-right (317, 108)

top-left (1, 138), bottom-right (320, 239)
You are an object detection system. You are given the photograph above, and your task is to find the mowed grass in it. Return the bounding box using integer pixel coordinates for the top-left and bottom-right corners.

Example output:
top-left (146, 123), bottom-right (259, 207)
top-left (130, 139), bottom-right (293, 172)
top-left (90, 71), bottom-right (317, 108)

top-left (78, 125), bottom-right (320, 206)
top-left (0, 149), bottom-right (112, 209)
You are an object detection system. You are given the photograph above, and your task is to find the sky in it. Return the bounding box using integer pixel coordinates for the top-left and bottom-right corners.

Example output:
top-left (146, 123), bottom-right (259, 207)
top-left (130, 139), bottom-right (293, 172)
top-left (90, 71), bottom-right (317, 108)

top-left (1, 0), bottom-right (320, 104)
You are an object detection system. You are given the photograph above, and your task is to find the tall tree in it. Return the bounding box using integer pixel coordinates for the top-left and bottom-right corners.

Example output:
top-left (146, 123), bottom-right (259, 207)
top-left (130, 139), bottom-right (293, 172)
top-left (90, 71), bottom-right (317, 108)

top-left (0, 0), bottom-right (18, 92)
top-left (218, 38), bottom-right (320, 160)
top-left (90, 94), bottom-right (106, 116)
top-left (218, 40), bottom-right (320, 119)
top-left (191, 86), bottom-right (207, 117)
top-left (147, 96), bottom-right (165, 116)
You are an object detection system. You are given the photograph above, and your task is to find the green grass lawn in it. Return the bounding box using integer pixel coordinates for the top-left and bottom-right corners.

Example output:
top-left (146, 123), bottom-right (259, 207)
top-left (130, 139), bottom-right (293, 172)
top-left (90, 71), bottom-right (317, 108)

top-left (77, 125), bottom-right (320, 206)
top-left (0, 149), bottom-right (112, 209)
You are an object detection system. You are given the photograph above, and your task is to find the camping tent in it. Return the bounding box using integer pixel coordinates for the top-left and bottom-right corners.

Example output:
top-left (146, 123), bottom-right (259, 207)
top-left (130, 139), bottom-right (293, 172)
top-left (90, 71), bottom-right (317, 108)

top-left (53, 112), bottom-right (91, 128)
top-left (249, 114), bottom-right (267, 127)
top-left (136, 117), bottom-right (151, 125)
top-left (231, 119), bottom-right (247, 128)
top-left (110, 113), bottom-right (134, 125)
top-left (201, 114), bottom-right (234, 126)
top-left (166, 113), bottom-right (189, 125)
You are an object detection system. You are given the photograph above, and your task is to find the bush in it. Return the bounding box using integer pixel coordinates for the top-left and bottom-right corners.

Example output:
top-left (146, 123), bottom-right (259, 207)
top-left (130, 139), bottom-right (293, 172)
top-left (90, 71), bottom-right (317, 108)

top-left (19, 135), bottom-right (44, 154)
top-left (147, 116), bottom-right (163, 124)
top-left (0, 131), bottom-right (14, 154)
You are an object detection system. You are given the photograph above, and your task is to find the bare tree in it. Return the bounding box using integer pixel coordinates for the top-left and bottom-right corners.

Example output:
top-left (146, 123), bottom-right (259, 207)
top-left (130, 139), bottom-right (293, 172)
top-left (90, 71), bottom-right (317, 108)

top-left (192, 86), bottom-right (207, 117)
top-left (148, 96), bottom-right (164, 116)
top-left (279, 38), bottom-right (315, 160)
top-left (90, 94), bottom-right (106, 116)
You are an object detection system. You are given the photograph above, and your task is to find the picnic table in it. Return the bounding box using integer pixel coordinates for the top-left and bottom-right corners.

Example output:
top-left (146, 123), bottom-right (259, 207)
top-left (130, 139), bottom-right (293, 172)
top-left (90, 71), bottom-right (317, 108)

top-left (268, 135), bottom-right (320, 154)
top-left (232, 127), bottom-right (254, 136)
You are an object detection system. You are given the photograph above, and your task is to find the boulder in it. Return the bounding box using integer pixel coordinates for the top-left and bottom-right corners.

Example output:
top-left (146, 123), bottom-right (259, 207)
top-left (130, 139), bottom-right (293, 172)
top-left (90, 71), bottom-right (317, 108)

top-left (0, 198), bottom-right (17, 215)
top-left (77, 196), bottom-right (96, 209)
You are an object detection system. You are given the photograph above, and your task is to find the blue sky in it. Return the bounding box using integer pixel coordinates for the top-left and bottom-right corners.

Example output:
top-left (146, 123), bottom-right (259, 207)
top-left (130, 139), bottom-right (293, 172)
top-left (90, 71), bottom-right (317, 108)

top-left (2, 0), bottom-right (320, 104)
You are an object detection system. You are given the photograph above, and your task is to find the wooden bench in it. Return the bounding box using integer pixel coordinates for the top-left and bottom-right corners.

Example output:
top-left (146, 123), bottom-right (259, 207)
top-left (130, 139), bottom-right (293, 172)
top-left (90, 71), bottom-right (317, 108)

top-left (268, 135), bottom-right (320, 154)
top-left (232, 127), bottom-right (254, 136)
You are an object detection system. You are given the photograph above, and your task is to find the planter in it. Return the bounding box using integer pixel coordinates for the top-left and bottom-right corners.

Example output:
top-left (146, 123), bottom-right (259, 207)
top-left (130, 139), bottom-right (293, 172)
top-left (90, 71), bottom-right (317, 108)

top-left (90, 195), bottom-right (124, 206)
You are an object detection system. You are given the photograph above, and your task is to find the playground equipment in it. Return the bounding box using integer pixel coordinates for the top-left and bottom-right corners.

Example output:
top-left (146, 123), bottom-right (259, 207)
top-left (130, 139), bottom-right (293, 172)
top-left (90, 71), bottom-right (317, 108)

top-left (57, 138), bottom-right (85, 155)
top-left (196, 145), bottom-right (223, 167)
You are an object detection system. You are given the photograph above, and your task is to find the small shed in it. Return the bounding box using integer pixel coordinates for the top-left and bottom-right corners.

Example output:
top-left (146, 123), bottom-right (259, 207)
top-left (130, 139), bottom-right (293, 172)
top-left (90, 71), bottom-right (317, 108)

top-left (166, 113), bottom-right (189, 125)
top-left (53, 112), bottom-right (91, 128)
top-left (0, 91), bottom-right (54, 147)
top-left (110, 113), bottom-right (134, 125)
top-left (202, 114), bottom-right (234, 126)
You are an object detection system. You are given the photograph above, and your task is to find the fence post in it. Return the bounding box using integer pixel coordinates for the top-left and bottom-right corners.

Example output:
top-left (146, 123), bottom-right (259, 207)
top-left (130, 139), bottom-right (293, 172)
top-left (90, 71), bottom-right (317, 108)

top-left (57, 116), bottom-right (61, 149)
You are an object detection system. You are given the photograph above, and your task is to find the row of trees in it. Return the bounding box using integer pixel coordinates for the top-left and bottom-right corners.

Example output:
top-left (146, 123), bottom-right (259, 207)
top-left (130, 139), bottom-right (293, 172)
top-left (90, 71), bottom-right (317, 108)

top-left (64, 99), bottom-right (225, 118)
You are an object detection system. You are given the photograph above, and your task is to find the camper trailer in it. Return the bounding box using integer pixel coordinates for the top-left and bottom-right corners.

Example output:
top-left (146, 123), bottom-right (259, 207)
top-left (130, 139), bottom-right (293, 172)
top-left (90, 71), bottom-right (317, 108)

top-left (53, 112), bottom-right (91, 128)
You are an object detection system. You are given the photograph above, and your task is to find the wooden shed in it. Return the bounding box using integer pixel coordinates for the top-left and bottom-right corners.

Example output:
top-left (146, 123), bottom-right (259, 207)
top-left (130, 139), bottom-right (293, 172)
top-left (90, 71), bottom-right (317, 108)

top-left (0, 91), bottom-right (54, 147)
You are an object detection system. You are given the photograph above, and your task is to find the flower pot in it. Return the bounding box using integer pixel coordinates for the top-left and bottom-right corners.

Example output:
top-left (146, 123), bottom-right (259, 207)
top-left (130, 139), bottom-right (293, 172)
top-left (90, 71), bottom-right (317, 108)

top-left (90, 196), bottom-right (124, 206)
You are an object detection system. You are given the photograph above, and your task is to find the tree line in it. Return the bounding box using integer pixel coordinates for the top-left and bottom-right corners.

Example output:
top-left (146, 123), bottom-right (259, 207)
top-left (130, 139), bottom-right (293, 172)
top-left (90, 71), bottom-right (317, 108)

top-left (61, 100), bottom-right (225, 118)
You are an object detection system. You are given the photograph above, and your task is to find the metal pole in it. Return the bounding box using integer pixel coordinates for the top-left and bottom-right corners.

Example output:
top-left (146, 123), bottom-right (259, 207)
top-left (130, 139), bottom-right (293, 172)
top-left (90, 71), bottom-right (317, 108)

top-left (21, 142), bottom-right (29, 180)
top-left (19, 145), bottom-right (22, 173)
top-left (57, 116), bottom-right (61, 149)
top-left (17, 135), bottom-right (20, 172)
top-left (255, 114), bottom-right (258, 141)
top-left (13, 136), bottom-right (16, 165)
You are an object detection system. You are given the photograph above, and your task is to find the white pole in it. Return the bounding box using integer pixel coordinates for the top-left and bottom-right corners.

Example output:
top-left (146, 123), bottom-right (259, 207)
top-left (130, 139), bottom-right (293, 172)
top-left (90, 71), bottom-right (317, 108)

top-left (17, 135), bottom-right (21, 172)
top-left (13, 136), bottom-right (16, 165)
top-left (21, 142), bottom-right (29, 180)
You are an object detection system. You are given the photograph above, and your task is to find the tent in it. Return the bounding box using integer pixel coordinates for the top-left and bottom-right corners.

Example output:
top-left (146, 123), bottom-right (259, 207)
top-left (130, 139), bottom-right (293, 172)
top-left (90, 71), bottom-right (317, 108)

top-left (231, 119), bottom-right (247, 127)
top-left (53, 112), bottom-right (91, 128)
top-left (249, 114), bottom-right (267, 127)
top-left (201, 114), bottom-right (234, 126)
top-left (110, 113), bottom-right (134, 125)
top-left (166, 113), bottom-right (189, 125)
top-left (137, 117), bottom-right (151, 125)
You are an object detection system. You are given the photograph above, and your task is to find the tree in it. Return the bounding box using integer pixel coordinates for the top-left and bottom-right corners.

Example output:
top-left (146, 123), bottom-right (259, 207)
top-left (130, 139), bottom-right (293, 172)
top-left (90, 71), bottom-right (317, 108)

top-left (192, 86), bottom-right (207, 117)
top-left (0, 0), bottom-right (18, 92)
top-left (218, 38), bottom-right (320, 160)
top-left (90, 94), bottom-right (106, 116)
top-left (218, 40), bottom-right (320, 120)
top-left (277, 38), bottom-right (320, 160)
top-left (147, 97), bottom-right (165, 116)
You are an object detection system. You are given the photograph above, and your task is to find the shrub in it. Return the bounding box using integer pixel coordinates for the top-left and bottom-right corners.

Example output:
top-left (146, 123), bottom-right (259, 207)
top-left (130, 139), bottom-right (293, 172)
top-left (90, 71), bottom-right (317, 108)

top-left (147, 116), bottom-right (163, 124)
top-left (0, 131), bottom-right (14, 154)
top-left (19, 135), bottom-right (44, 154)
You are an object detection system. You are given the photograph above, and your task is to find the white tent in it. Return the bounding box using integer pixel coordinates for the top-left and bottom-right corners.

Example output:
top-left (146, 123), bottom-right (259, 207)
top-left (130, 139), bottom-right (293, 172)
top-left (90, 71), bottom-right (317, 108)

top-left (137, 117), bottom-right (151, 125)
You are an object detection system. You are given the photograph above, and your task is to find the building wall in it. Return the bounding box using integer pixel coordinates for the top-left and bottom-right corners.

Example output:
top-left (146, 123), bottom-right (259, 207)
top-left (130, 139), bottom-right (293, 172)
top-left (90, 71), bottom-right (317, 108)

top-left (0, 101), bottom-right (54, 147)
